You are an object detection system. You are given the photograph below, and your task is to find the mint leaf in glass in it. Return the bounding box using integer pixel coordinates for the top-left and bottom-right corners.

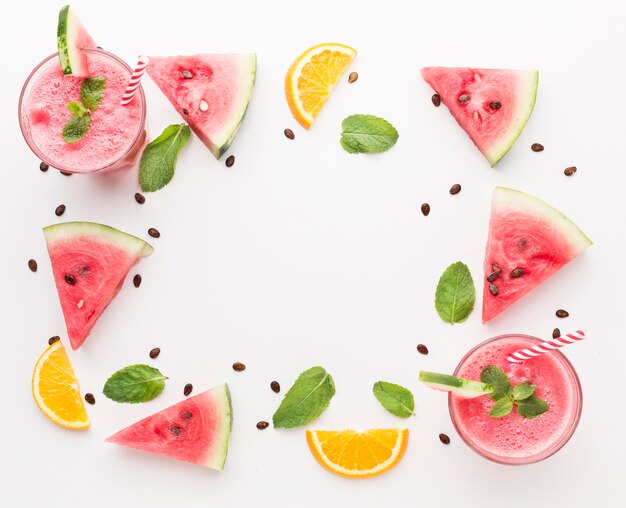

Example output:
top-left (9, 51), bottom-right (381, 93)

top-left (340, 114), bottom-right (399, 154)
top-left (103, 364), bottom-right (168, 403)
top-left (62, 115), bottom-right (91, 143)
top-left (434, 261), bottom-right (476, 324)
top-left (61, 76), bottom-right (106, 143)
top-left (67, 101), bottom-right (88, 117)
top-left (516, 396), bottom-right (549, 418)
top-left (489, 397), bottom-right (514, 418)
top-left (480, 365), bottom-right (511, 400)
top-left (512, 382), bottom-right (536, 401)
top-left (372, 381), bottom-right (415, 418)
top-left (139, 124), bottom-right (191, 192)
top-left (80, 75), bottom-right (106, 111)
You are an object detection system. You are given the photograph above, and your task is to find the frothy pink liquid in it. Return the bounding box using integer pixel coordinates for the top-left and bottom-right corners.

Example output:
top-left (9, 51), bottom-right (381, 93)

top-left (450, 335), bottom-right (581, 464)
top-left (21, 51), bottom-right (144, 172)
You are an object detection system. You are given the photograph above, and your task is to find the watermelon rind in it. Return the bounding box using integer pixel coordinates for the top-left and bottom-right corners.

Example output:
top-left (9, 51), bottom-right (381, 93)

top-left (419, 371), bottom-right (494, 399)
top-left (43, 222), bottom-right (154, 257)
top-left (205, 383), bottom-right (233, 470)
top-left (57, 5), bottom-right (95, 77)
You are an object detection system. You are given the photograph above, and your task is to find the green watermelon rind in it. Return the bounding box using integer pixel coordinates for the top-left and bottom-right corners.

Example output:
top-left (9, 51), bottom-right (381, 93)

top-left (43, 222), bottom-right (154, 257)
top-left (419, 371), bottom-right (494, 399)
top-left (205, 383), bottom-right (233, 470)
top-left (485, 71), bottom-right (538, 167)
top-left (493, 187), bottom-right (593, 251)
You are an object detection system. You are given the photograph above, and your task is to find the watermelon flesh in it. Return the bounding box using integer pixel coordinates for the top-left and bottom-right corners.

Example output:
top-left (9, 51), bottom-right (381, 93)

top-left (482, 188), bottom-right (592, 322)
top-left (147, 54), bottom-right (256, 159)
top-left (106, 384), bottom-right (232, 470)
top-left (57, 5), bottom-right (96, 77)
top-left (421, 67), bottom-right (538, 166)
top-left (44, 222), bottom-right (153, 350)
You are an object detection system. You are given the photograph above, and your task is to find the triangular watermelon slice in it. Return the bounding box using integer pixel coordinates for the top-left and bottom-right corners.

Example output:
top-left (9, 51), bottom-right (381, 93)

top-left (421, 67), bottom-right (538, 166)
top-left (57, 5), bottom-right (96, 77)
top-left (44, 222), bottom-right (153, 350)
top-left (482, 188), bottom-right (592, 323)
top-left (106, 384), bottom-right (232, 470)
top-left (147, 54), bottom-right (256, 159)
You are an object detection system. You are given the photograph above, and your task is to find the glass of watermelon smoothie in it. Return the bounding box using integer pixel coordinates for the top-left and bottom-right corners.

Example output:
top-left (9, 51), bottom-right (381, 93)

top-left (449, 334), bottom-right (582, 465)
top-left (18, 48), bottom-right (146, 174)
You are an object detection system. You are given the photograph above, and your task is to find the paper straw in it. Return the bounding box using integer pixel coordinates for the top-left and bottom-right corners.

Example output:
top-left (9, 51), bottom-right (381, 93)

top-left (506, 329), bottom-right (586, 364)
top-left (120, 55), bottom-right (149, 106)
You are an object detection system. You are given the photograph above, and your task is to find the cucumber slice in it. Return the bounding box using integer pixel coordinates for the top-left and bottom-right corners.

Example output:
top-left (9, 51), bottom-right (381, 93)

top-left (419, 370), bottom-right (494, 399)
top-left (57, 5), bottom-right (96, 77)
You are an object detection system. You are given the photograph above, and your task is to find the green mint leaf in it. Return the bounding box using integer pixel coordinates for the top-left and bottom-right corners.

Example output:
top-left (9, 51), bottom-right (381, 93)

top-left (340, 114), bottom-right (399, 154)
top-left (372, 381), bottom-right (415, 418)
top-left (139, 124), bottom-right (191, 192)
top-left (512, 382), bottom-right (536, 401)
top-left (480, 365), bottom-right (511, 400)
top-left (67, 101), bottom-right (88, 117)
top-left (272, 366), bottom-right (335, 428)
top-left (62, 115), bottom-right (91, 143)
top-left (516, 396), bottom-right (549, 419)
top-left (489, 397), bottom-right (514, 418)
top-left (80, 75), bottom-right (106, 111)
top-left (103, 364), bottom-right (168, 403)
top-left (434, 261), bottom-right (476, 324)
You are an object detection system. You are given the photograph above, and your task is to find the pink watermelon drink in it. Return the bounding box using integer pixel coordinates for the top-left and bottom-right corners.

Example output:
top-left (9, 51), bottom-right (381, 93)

top-left (19, 49), bottom-right (146, 173)
top-left (449, 335), bottom-right (582, 465)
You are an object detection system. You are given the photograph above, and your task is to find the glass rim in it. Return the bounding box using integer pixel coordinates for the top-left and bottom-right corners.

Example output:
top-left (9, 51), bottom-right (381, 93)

top-left (17, 48), bottom-right (146, 174)
top-left (448, 334), bottom-right (583, 466)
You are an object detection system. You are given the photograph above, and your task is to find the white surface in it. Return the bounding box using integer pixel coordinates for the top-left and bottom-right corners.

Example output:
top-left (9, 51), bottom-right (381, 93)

top-left (1, 0), bottom-right (624, 506)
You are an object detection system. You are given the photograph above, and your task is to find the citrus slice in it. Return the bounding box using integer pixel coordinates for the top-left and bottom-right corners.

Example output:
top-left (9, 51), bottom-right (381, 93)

top-left (285, 43), bottom-right (356, 129)
top-left (306, 428), bottom-right (408, 478)
top-left (32, 340), bottom-right (90, 430)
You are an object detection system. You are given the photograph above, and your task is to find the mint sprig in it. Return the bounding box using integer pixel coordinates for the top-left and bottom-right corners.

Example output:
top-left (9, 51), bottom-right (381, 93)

top-left (62, 75), bottom-right (106, 143)
top-left (372, 381), bottom-right (415, 418)
top-left (340, 114), bottom-right (399, 153)
top-left (480, 365), bottom-right (549, 419)
top-left (435, 261), bottom-right (476, 324)
top-left (138, 124), bottom-right (191, 192)
top-left (103, 364), bottom-right (168, 403)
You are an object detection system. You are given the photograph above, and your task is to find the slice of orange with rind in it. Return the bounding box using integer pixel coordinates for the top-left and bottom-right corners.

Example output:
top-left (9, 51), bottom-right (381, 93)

top-left (32, 340), bottom-right (90, 430)
top-left (285, 43), bottom-right (357, 129)
top-left (306, 428), bottom-right (408, 478)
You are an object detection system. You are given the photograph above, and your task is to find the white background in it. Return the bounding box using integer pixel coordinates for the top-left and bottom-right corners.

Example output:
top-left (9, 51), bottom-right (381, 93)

top-left (1, 0), bottom-right (624, 506)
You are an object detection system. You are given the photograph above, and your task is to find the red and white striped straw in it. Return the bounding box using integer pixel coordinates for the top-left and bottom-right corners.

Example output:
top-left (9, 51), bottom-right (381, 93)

top-left (120, 55), bottom-right (149, 106)
top-left (507, 329), bottom-right (587, 364)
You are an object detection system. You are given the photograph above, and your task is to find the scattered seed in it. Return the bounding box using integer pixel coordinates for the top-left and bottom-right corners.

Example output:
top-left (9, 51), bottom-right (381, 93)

top-left (458, 94), bottom-right (471, 103)
top-left (348, 71), bottom-right (358, 83)
top-left (149, 347), bottom-right (161, 359)
top-left (270, 381), bottom-right (281, 393)
top-left (133, 274), bottom-right (142, 288)
top-left (181, 70), bottom-right (193, 79)
top-left (486, 271), bottom-right (500, 283)
top-left (417, 344), bottom-right (429, 355)
top-left (439, 433), bottom-right (451, 445)
top-left (84, 393), bottom-right (96, 405)
top-left (488, 283), bottom-right (499, 296)
top-left (556, 309), bottom-right (569, 318)
top-left (55, 204), bottom-right (66, 217)
top-left (488, 101), bottom-right (502, 110)
top-left (182, 108), bottom-right (189, 115)
top-left (284, 128), bottom-right (295, 140)
top-left (48, 336), bottom-right (60, 345)
top-left (184, 383), bottom-right (193, 396)
top-left (256, 421), bottom-right (270, 430)
top-left (39, 162), bottom-right (49, 172)
top-left (421, 203), bottom-right (431, 216)
top-left (531, 143), bottom-right (544, 152)
top-left (510, 268), bottom-right (525, 278)
top-left (431, 93), bottom-right (441, 107)
top-left (225, 155), bottom-right (235, 167)
top-left (552, 328), bottom-right (561, 339)
top-left (60, 171), bottom-right (73, 176)
top-left (134, 192), bottom-right (145, 204)
top-left (449, 184), bottom-right (462, 195)
top-left (28, 259), bottom-right (38, 272)
top-left (181, 410), bottom-right (193, 420)
top-left (232, 362), bottom-right (246, 372)
top-left (170, 425), bottom-right (182, 437)
top-left (148, 227), bottom-right (160, 238)
top-left (64, 274), bottom-right (76, 285)
top-left (564, 166), bottom-right (577, 176)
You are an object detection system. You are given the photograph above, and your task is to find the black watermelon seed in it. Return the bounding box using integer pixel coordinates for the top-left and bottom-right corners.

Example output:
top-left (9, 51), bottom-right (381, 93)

top-left (510, 268), bottom-right (525, 278)
top-left (488, 101), bottom-right (502, 110)
top-left (84, 393), bottom-right (96, 405)
top-left (39, 162), bottom-right (49, 172)
top-left (348, 71), bottom-right (359, 83)
top-left (60, 171), bottom-right (72, 176)
top-left (149, 347), bottom-right (161, 359)
top-left (518, 238), bottom-right (528, 248)
top-left (488, 283), bottom-right (499, 296)
top-left (431, 93), bottom-right (441, 107)
top-left (449, 184), bottom-right (462, 195)
top-left (531, 143), bottom-right (544, 152)
top-left (458, 94), bottom-right (471, 103)
top-left (183, 383), bottom-right (193, 396)
top-left (225, 155), bottom-right (235, 167)
top-left (55, 204), bottom-right (66, 216)
top-left (486, 271), bottom-right (500, 283)
top-left (564, 166), bottom-right (577, 176)
top-left (439, 433), bottom-right (451, 445)
top-left (417, 344), bottom-right (429, 355)
top-left (28, 259), bottom-right (38, 272)
top-left (556, 309), bottom-right (569, 318)
top-left (181, 410), bottom-right (193, 420)
top-left (48, 336), bottom-right (60, 345)
top-left (182, 108), bottom-right (189, 115)
top-left (232, 362), bottom-right (246, 372)
top-left (421, 203), bottom-right (431, 216)
top-left (64, 274), bottom-right (76, 285)
top-left (256, 421), bottom-right (270, 430)
top-left (284, 128), bottom-right (295, 140)
top-left (170, 425), bottom-right (182, 437)
top-left (133, 274), bottom-right (142, 288)
top-left (181, 70), bottom-right (193, 79)
top-left (552, 328), bottom-right (561, 339)
top-left (148, 228), bottom-right (160, 238)
top-left (134, 192), bottom-right (145, 204)
top-left (270, 381), bottom-right (281, 393)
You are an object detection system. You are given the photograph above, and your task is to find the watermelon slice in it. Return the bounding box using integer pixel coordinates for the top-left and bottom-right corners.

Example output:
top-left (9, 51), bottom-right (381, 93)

top-left (57, 5), bottom-right (96, 77)
top-left (482, 188), bottom-right (592, 322)
top-left (44, 222), bottom-right (153, 350)
top-left (106, 384), bottom-right (232, 470)
top-left (421, 67), bottom-right (538, 166)
top-left (147, 54), bottom-right (256, 159)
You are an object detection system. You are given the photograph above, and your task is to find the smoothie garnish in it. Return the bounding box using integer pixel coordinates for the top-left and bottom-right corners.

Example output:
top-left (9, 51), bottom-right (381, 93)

top-left (435, 261), bottom-right (476, 324)
top-left (103, 364), bottom-right (168, 404)
top-left (340, 114), bottom-right (399, 153)
top-left (138, 124), bottom-right (191, 192)
top-left (372, 381), bottom-right (416, 418)
top-left (272, 366), bottom-right (335, 429)
top-left (507, 329), bottom-right (587, 364)
top-left (61, 75), bottom-right (106, 143)
top-left (480, 365), bottom-right (549, 419)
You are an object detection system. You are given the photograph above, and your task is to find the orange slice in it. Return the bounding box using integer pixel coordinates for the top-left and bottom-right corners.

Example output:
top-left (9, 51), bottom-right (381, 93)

top-left (285, 43), bottom-right (356, 129)
top-left (32, 340), bottom-right (90, 430)
top-left (306, 428), bottom-right (408, 478)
